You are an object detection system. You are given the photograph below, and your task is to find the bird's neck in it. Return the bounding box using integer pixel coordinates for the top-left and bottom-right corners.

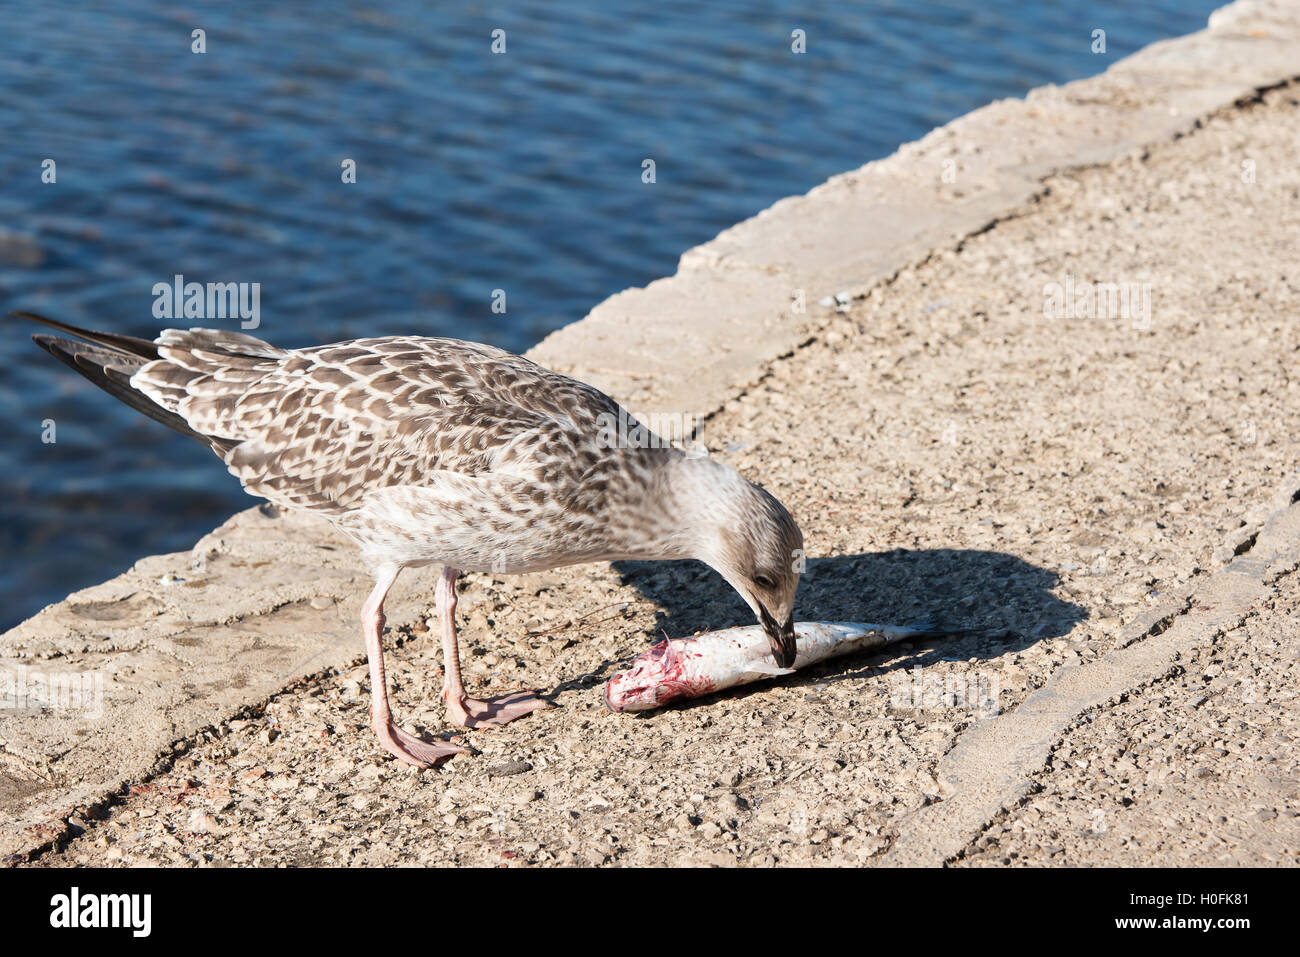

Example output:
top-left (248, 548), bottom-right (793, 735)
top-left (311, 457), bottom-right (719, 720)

top-left (600, 451), bottom-right (736, 565)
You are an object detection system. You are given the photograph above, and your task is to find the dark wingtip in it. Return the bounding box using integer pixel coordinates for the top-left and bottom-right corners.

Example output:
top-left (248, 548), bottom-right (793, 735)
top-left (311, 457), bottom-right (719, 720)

top-left (29, 331), bottom-right (81, 370)
top-left (14, 310), bottom-right (70, 333)
top-left (24, 321), bottom-right (207, 445)
top-left (16, 311), bottom-right (159, 361)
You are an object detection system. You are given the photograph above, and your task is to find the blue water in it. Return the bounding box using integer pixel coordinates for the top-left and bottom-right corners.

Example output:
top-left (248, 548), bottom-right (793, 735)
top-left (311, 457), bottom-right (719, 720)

top-left (0, 1), bottom-right (1222, 629)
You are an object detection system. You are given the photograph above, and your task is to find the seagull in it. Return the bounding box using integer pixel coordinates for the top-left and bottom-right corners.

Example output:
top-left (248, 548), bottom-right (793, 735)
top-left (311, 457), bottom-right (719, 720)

top-left (22, 313), bottom-right (804, 766)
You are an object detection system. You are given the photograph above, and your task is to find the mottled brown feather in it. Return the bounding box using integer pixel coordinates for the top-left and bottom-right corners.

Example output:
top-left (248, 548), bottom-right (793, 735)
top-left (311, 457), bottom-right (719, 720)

top-left (130, 331), bottom-right (629, 527)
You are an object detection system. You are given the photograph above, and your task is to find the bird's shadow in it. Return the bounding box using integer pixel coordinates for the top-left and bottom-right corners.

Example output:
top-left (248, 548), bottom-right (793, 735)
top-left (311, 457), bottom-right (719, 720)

top-left (567, 549), bottom-right (1087, 708)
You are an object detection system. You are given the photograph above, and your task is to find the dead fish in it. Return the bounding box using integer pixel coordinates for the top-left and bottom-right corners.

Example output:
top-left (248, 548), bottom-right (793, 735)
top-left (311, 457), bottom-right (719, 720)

top-left (604, 620), bottom-right (944, 713)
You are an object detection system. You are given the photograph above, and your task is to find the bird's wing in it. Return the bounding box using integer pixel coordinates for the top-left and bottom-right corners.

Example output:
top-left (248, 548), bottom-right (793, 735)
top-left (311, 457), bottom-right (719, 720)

top-left (131, 330), bottom-right (623, 514)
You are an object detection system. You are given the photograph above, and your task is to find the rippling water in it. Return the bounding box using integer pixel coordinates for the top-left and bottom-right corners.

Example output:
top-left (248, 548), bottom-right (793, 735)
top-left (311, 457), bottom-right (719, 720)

top-left (0, 1), bottom-right (1222, 628)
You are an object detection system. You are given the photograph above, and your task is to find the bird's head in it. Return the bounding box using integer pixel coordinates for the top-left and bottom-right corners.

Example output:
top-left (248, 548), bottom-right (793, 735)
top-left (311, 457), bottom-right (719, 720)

top-left (674, 457), bottom-right (804, 668)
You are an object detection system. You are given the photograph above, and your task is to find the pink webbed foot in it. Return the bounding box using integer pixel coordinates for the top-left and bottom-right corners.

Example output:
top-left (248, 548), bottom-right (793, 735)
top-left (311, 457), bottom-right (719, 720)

top-left (373, 715), bottom-right (470, 767)
top-left (444, 690), bottom-right (553, 729)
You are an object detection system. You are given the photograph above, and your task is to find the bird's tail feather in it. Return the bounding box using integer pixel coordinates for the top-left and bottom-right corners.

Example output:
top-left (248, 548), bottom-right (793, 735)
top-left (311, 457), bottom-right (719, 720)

top-left (20, 312), bottom-right (209, 445)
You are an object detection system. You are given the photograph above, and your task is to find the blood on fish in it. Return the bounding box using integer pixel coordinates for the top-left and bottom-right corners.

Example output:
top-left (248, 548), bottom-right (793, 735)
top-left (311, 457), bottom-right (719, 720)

top-left (604, 638), bottom-right (717, 711)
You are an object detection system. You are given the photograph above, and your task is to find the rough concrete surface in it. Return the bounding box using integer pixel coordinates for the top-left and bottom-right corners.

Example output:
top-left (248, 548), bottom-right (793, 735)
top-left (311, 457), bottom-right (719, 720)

top-left (5, 0), bottom-right (1300, 866)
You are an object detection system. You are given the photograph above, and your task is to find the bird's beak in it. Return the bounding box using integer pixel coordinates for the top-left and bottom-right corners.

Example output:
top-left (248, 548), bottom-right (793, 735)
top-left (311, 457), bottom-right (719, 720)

top-left (759, 605), bottom-right (797, 669)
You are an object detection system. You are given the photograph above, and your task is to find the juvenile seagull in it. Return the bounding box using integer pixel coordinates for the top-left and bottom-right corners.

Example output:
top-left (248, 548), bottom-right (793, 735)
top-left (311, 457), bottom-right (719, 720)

top-left (23, 313), bottom-right (803, 766)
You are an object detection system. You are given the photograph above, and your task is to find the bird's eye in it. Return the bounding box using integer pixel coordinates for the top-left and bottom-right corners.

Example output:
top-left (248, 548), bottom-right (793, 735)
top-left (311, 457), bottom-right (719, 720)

top-left (754, 574), bottom-right (775, 590)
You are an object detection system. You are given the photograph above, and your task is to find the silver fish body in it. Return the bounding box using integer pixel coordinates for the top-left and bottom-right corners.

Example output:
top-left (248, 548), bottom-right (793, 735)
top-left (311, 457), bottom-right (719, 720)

top-left (604, 620), bottom-right (936, 713)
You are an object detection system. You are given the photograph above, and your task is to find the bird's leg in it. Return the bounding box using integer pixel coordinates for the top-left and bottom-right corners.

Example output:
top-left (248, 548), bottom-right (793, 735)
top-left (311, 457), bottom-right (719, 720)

top-left (363, 566), bottom-right (468, 767)
top-left (437, 566), bottom-right (553, 728)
